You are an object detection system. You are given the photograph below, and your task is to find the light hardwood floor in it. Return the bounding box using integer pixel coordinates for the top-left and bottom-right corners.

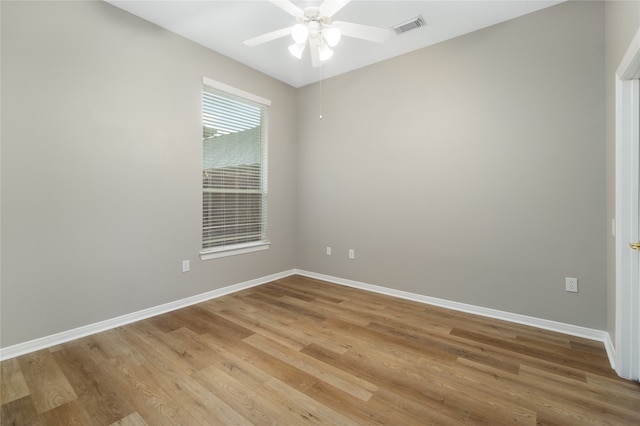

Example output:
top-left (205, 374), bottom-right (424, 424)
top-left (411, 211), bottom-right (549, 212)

top-left (2, 275), bottom-right (639, 425)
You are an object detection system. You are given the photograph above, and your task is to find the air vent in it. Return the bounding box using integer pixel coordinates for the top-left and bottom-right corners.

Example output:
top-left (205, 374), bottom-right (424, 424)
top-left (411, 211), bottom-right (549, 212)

top-left (392, 16), bottom-right (426, 35)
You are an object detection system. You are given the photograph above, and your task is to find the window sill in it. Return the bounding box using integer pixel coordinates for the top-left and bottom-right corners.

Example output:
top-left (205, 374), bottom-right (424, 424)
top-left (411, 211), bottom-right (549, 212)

top-left (200, 241), bottom-right (270, 261)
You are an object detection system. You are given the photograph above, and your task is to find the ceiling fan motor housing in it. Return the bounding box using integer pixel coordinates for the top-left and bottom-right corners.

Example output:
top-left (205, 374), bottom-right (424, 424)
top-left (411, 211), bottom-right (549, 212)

top-left (298, 7), bottom-right (340, 46)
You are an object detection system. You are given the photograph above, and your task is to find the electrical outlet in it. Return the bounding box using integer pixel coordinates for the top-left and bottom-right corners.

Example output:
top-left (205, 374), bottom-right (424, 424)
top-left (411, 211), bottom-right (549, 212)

top-left (326, 246), bottom-right (332, 255)
top-left (565, 277), bottom-right (578, 293)
top-left (182, 260), bottom-right (190, 273)
top-left (348, 249), bottom-right (355, 259)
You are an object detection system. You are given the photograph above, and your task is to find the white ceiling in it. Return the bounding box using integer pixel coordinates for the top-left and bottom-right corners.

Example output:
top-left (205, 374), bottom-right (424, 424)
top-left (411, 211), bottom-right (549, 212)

top-left (107, 0), bottom-right (563, 88)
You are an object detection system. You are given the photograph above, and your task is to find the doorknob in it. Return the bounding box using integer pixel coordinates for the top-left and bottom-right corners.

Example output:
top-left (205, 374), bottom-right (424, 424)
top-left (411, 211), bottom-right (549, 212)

top-left (631, 242), bottom-right (640, 250)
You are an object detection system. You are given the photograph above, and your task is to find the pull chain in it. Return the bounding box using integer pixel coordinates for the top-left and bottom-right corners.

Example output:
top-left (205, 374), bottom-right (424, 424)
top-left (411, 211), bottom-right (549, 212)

top-left (319, 66), bottom-right (324, 120)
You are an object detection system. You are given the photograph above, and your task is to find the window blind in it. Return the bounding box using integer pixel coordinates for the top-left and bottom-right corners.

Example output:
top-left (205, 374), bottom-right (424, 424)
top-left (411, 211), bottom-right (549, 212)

top-left (202, 83), bottom-right (268, 251)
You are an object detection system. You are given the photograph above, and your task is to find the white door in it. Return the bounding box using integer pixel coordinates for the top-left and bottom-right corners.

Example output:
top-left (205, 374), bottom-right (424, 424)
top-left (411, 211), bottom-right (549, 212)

top-left (615, 28), bottom-right (640, 382)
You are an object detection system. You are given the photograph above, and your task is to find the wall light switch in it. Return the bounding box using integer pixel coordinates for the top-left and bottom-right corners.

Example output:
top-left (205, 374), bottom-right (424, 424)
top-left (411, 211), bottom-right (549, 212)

top-left (326, 246), bottom-right (332, 255)
top-left (348, 249), bottom-right (355, 260)
top-left (182, 260), bottom-right (190, 273)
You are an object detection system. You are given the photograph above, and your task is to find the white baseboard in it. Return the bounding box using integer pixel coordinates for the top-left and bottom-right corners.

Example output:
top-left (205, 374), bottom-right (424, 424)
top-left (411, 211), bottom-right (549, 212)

top-left (0, 269), bottom-right (297, 361)
top-left (295, 270), bottom-right (617, 369)
top-left (603, 333), bottom-right (616, 371)
top-left (1, 268), bottom-right (616, 371)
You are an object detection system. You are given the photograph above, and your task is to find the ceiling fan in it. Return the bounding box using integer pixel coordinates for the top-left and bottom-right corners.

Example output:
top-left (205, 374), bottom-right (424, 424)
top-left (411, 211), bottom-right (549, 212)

top-left (244, 0), bottom-right (392, 67)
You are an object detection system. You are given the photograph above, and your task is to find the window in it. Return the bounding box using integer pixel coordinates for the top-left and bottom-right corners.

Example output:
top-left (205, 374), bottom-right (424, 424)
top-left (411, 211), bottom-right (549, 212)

top-left (200, 78), bottom-right (270, 260)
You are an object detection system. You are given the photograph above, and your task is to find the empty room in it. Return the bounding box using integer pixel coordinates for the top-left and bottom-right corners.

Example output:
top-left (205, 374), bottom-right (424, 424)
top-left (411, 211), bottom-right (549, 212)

top-left (2, 0), bottom-right (640, 424)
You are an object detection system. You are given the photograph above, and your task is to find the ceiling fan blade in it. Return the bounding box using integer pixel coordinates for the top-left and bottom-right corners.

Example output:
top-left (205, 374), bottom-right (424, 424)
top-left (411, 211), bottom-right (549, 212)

top-left (268, 0), bottom-right (304, 18)
top-left (319, 0), bottom-right (351, 18)
top-left (333, 21), bottom-right (391, 43)
top-left (309, 38), bottom-right (322, 68)
top-left (244, 27), bottom-right (292, 46)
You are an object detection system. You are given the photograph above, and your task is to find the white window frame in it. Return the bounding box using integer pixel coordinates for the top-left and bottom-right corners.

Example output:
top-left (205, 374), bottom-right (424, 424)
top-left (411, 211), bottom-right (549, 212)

top-left (200, 77), bottom-right (271, 261)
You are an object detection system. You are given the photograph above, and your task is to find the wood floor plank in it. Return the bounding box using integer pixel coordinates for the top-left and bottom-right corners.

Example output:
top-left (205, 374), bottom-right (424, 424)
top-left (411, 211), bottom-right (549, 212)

top-left (449, 356), bottom-right (631, 425)
top-left (246, 291), bottom-right (326, 322)
top-left (0, 357), bottom-right (30, 405)
top-left (122, 321), bottom-right (203, 375)
top-left (117, 325), bottom-right (252, 426)
top-left (301, 380), bottom-right (395, 425)
top-left (212, 305), bottom-right (308, 351)
top-left (262, 377), bottom-right (357, 425)
top-left (450, 327), bottom-right (614, 376)
top-left (17, 350), bottom-right (78, 414)
top-left (2, 274), bottom-right (639, 425)
top-left (281, 292), bottom-right (455, 340)
top-left (586, 370), bottom-right (640, 397)
top-left (291, 295), bottom-right (373, 327)
top-left (324, 317), bottom-right (461, 365)
top-left (368, 313), bottom-right (597, 384)
top-left (244, 333), bottom-right (379, 401)
top-left (518, 364), bottom-right (640, 421)
top-left (271, 277), bottom-right (346, 304)
top-left (411, 302), bottom-right (572, 348)
top-left (81, 331), bottom-right (200, 425)
top-left (52, 344), bottom-right (135, 425)
top-left (1, 395), bottom-right (43, 426)
top-left (192, 344), bottom-right (353, 425)
top-left (197, 331), bottom-right (325, 411)
top-left (303, 341), bottom-right (538, 425)
top-left (300, 343), bottom-right (474, 423)
top-left (366, 319), bottom-right (522, 374)
top-left (109, 412), bottom-right (149, 426)
top-left (39, 400), bottom-right (91, 426)
top-left (193, 363), bottom-right (295, 425)
top-left (215, 302), bottom-right (352, 355)
top-left (368, 388), bottom-right (464, 426)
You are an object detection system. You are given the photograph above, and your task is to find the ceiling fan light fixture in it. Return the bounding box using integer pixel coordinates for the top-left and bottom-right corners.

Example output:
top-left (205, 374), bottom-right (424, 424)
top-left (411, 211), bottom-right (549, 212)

top-left (288, 42), bottom-right (306, 59)
top-left (244, 0), bottom-right (392, 68)
top-left (318, 43), bottom-right (333, 61)
top-left (323, 26), bottom-right (341, 47)
top-left (291, 23), bottom-right (309, 44)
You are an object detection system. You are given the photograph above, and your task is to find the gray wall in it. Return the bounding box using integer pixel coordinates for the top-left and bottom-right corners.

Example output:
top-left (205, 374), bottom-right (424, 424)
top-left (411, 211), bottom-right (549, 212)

top-left (604, 1), bottom-right (640, 345)
top-left (0, 1), bottom-right (297, 348)
top-left (296, 0), bottom-right (607, 329)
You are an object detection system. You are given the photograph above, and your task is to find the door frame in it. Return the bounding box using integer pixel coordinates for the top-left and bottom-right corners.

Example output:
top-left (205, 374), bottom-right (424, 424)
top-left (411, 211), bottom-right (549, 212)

top-left (615, 27), bottom-right (640, 381)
